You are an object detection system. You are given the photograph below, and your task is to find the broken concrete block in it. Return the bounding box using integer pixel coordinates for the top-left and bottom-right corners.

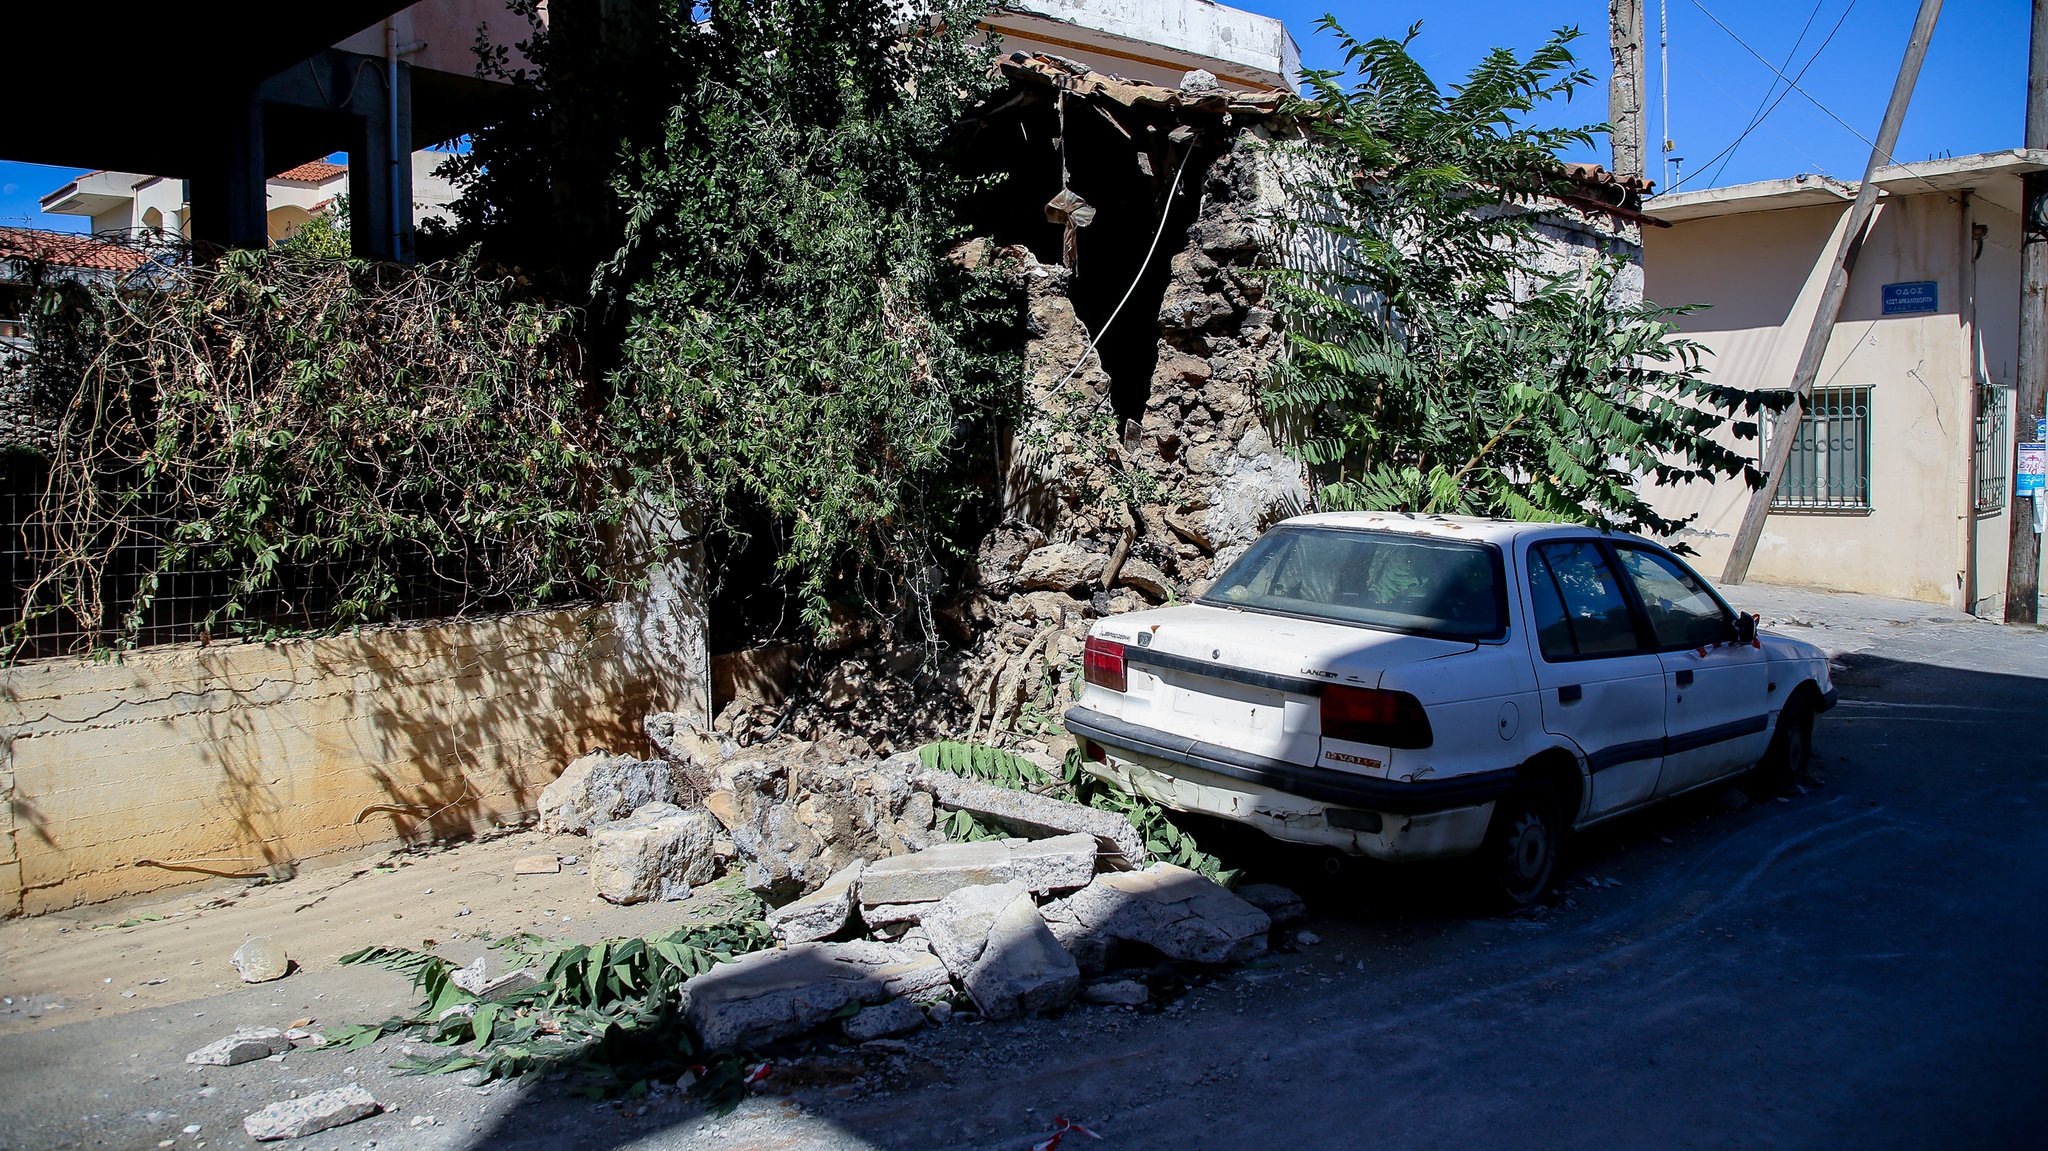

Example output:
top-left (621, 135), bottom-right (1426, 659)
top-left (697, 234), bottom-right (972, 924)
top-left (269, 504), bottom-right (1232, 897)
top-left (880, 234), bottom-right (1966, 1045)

top-left (680, 940), bottom-right (951, 1051)
top-left (1041, 907), bottom-right (1117, 974)
top-left (1115, 558), bottom-right (1175, 603)
top-left (859, 901), bottom-right (928, 936)
top-left (1235, 882), bottom-right (1307, 927)
top-left (243, 1085), bottom-right (379, 1141)
top-left (513, 854), bottom-right (561, 875)
top-left (1040, 864), bottom-right (1270, 965)
top-left (726, 759), bottom-right (898, 902)
top-left (1079, 979), bottom-right (1149, 1007)
top-left (767, 861), bottom-right (864, 945)
top-left (537, 752), bottom-right (676, 834)
top-left (590, 803), bottom-right (719, 904)
top-left (923, 883), bottom-right (1078, 1020)
top-left (230, 938), bottom-right (290, 983)
top-left (914, 770), bottom-right (1145, 868)
top-left (449, 958), bottom-right (542, 1001)
top-left (858, 834), bottom-right (1098, 906)
top-left (842, 998), bottom-right (926, 1043)
top-left (921, 882), bottom-right (1029, 978)
top-left (1015, 543), bottom-right (1106, 593)
top-left (186, 1027), bottom-right (289, 1066)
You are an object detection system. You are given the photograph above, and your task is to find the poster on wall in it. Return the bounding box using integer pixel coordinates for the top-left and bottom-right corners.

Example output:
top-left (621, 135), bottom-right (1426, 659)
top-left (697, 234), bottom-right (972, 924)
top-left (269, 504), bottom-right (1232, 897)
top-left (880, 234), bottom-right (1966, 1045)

top-left (2018, 441), bottom-right (2046, 497)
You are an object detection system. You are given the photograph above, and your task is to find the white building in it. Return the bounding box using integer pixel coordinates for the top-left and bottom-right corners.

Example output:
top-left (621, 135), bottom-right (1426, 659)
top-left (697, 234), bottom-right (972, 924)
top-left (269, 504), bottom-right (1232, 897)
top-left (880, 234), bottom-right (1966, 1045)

top-left (39, 154), bottom-right (459, 245)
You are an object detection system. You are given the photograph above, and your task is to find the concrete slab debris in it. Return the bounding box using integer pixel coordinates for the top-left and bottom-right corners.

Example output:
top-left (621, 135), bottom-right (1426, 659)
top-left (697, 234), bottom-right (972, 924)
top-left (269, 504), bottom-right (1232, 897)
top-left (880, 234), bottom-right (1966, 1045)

top-left (449, 958), bottom-right (542, 1001)
top-left (858, 834), bottom-right (1098, 906)
top-left (512, 854), bottom-right (561, 875)
top-left (767, 861), bottom-right (864, 945)
top-left (185, 1027), bottom-right (289, 1066)
top-left (590, 803), bottom-right (719, 904)
top-left (680, 940), bottom-right (951, 1051)
top-left (924, 883), bottom-right (1078, 1020)
top-left (913, 770), bottom-right (1145, 868)
top-left (1040, 863), bottom-right (1270, 965)
top-left (242, 1085), bottom-right (379, 1141)
top-left (842, 998), bottom-right (926, 1042)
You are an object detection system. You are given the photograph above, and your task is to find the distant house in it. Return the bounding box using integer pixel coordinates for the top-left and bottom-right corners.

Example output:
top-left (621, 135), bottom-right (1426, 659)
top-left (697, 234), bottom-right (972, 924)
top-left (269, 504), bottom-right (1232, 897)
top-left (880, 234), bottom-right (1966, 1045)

top-left (1642, 149), bottom-right (2046, 615)
top-left (38, 155), bottom-right (459, 246)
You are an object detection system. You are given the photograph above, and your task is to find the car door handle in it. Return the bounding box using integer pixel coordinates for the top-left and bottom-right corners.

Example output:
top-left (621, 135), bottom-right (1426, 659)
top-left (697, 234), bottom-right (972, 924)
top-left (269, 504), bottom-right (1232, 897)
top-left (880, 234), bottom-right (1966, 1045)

top-left (1558, 684), bottom-right (1582, 703)
top-left (1675, 670), bottom-right (1694, 687)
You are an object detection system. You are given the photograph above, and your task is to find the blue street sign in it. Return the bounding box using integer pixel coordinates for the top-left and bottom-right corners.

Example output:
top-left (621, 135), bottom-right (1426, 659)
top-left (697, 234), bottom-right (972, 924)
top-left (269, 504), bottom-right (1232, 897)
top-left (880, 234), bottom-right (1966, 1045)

top-left (1881, 281), bottom-right (1938, 315)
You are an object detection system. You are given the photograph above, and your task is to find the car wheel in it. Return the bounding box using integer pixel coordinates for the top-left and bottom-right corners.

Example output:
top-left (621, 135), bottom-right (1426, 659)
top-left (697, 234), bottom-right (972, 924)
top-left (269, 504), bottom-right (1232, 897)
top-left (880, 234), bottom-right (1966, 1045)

top-left (1479, 780), bottom-right (1564, 909)
top-left (1749, 697), bottom-right (1815, 796)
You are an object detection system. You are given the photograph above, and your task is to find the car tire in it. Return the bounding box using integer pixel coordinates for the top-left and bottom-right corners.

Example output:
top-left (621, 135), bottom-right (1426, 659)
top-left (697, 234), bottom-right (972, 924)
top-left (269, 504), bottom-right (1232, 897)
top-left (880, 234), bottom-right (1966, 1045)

top-left (1749, 697), bottom-right (1815, 796)
top-left (1478, 779), bottom-right (1564, 909)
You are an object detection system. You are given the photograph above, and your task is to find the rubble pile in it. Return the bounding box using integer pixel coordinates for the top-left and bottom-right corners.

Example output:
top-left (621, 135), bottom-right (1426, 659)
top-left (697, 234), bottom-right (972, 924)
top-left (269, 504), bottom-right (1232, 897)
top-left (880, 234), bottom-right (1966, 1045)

top-left (535, 725), bottom-right (1289, 1058)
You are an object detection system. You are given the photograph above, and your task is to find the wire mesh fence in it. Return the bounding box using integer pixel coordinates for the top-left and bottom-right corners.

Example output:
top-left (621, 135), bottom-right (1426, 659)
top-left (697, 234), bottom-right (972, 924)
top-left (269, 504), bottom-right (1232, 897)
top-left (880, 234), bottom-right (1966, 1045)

top-left (3, 454), bottom-right (559, 663)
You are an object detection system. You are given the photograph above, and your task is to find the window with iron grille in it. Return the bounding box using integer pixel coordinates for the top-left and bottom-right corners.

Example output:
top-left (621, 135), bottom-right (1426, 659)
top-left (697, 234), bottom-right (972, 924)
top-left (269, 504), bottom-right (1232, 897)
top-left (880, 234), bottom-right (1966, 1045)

top-left (1975, 384), bottom-right (2008, 513)
top-left (1769, 385), bottom-right (1872, 512)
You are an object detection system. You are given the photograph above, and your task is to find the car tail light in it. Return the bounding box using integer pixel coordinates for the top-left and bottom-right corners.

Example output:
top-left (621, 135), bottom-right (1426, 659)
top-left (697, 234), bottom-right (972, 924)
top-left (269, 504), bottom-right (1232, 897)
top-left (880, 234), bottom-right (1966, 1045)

top-left (1083, 636), bottom-right (1127, 692)
top-left (1082, 739), bottom-right (1107, 763)
top-left (1320, 685), bottom-right (1433, 749)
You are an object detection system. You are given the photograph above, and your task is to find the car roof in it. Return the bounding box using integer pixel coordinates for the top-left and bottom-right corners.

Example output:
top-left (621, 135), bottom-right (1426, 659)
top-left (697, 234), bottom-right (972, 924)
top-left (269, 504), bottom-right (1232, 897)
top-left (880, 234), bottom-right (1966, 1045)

top-left (1273, 511), bottom-right (1641, 547)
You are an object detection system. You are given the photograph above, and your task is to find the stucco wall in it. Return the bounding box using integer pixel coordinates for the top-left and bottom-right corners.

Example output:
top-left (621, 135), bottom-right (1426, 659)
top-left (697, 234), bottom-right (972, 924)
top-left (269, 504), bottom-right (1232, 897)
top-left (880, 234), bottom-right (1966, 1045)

top-left (0, 605), bottom-right (699, 917)
top-left (1645, 193), bottom-right (1997, 607)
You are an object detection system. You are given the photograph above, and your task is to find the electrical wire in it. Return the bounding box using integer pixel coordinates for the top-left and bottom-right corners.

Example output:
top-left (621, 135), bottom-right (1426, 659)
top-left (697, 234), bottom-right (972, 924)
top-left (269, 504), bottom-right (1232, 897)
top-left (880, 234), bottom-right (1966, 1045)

top-left (1698, 0), bottom-right (1831, 187)
top-left (1058, 142), bottom-right (1197, 401)
top-left (1687, 0), bottom-right (1950, 197)
top-left (1678, 0), bottom-right (1856, 190)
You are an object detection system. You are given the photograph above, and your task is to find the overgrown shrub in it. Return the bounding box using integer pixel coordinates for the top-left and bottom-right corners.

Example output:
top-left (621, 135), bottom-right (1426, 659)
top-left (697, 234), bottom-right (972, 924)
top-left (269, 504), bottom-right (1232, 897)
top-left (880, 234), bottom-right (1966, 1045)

top-left (8, 246), bottom-right (600, 658)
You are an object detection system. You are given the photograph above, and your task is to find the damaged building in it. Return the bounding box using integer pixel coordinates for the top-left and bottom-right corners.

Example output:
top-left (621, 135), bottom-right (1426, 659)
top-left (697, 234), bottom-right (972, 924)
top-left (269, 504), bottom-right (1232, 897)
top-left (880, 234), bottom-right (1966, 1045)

top-left (717, 49), bottom-right (1664, 761)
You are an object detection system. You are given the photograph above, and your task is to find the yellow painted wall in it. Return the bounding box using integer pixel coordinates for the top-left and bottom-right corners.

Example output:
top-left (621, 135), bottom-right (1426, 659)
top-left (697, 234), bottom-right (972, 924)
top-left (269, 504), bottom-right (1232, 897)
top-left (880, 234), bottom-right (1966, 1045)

top-left (1644, 191), bottom-right (2015, 608)
top-left (1, 607), bottom-right (685, 916)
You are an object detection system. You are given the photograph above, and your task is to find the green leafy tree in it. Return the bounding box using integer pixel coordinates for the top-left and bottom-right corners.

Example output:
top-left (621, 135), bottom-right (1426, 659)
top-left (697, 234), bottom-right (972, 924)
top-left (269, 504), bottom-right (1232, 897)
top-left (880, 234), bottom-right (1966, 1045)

top-left (1265, 20), bottom-right (1774, 540)
top-left (441, 0), bottom-right (1019, 638)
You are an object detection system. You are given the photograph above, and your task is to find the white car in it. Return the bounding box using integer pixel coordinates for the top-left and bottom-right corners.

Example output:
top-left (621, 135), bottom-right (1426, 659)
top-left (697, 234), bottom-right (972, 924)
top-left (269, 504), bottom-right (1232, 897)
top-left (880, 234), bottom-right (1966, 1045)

top-left (1065, 512), bottom-right (1836, 904)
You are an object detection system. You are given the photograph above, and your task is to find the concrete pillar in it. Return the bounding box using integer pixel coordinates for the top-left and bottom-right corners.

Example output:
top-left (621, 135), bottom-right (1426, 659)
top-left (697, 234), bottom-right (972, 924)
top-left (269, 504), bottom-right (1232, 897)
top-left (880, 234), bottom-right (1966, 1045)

top-left (347, 58), bottom-right (414, 262)
top-left (188, 89), bottom-right (268, 252)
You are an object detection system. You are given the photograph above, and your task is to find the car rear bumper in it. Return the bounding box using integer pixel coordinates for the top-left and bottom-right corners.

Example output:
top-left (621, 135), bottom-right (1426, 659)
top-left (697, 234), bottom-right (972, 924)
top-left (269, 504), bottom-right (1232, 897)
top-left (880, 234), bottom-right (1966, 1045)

top-left (1065, 706), bottom-right (1509, 860)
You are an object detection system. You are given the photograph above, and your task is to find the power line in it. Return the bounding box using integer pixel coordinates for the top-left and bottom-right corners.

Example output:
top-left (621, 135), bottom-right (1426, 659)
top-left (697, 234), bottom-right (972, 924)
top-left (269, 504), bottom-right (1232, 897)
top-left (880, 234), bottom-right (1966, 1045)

top-left (1683, 0), bottom-right (1859, 189)
top-left (1703, 0), bottom-right (1829, 187)
top-left (1688, 0), bottom-right (1951, 196)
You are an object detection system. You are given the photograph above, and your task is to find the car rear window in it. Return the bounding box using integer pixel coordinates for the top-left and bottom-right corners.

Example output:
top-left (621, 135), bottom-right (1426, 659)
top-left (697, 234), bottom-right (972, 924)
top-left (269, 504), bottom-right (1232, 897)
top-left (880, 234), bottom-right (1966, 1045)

top-left (1201, 526), bottom-right (1506, 640)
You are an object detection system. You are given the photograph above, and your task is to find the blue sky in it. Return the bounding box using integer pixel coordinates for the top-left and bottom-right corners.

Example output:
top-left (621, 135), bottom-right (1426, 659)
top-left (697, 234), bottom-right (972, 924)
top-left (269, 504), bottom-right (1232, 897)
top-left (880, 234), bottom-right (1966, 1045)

top-left (0, 1), bottom-right (2028, 232)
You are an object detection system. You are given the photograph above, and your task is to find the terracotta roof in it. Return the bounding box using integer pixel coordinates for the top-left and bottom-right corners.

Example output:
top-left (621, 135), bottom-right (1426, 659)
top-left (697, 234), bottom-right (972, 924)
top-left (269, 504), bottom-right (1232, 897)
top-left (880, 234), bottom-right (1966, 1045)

top-left (0, 226), bottom-right (149, 273)
top-left (273, 160), bottom-right (348, 184)
top-left (1564, 162), bottom-right (1655, 197)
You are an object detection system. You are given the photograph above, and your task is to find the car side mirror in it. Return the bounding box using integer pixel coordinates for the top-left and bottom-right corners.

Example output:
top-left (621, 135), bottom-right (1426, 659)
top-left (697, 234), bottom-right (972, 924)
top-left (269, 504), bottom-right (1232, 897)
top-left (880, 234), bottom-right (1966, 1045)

top-left (1732, 612), bottom-right (1758, 644)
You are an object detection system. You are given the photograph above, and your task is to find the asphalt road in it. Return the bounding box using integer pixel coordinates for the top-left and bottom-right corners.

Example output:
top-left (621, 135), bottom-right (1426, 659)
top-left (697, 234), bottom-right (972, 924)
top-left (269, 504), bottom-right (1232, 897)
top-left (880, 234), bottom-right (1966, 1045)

top-left (4, 591), bottom-right (2044, 1150)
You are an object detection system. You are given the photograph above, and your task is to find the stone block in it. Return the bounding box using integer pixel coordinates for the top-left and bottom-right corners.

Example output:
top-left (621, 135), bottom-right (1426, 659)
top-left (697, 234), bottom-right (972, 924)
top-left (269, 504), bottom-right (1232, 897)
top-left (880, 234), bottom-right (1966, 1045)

top-left (1015, 544), bottom-right (1105, 593)
top-left (767, 861), bottom-right (864, 945)
top-left (538, 752), bottom-right (676, 834)
top-left (590, 803), bottom-right (719, 904)
top-left (858, 834), bottom-right (1098, 906)
top-left (1079, 979), bottom-right (1149, 1007)
top-left (923, 883), bottom-right (1078, 1020)
top-left (186, 1027), bottom-right (289, 1066)
top-left (230, 937), bottom-right (290, 983)
top-left (243, 1085), bottom-right (379, 1141)
top-left (1235, 883), bottom-right (1307, 927)
top-left (1040, 864), bottom-right (1270, 965)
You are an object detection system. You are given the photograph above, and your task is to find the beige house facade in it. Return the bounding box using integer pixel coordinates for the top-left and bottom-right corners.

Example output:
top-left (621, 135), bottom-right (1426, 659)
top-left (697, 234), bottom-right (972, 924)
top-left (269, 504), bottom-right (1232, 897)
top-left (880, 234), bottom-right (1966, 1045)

top-left (40, 154), bottom-right (459, 245)
top-left (1643, 150), bottom-right (2045, 616)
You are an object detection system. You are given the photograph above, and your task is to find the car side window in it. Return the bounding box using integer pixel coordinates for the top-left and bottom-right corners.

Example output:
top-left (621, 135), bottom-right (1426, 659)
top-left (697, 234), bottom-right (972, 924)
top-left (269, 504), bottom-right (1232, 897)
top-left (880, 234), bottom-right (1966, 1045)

top-left (1615, 547), bottom-right (1732, 649)
top-left (1530, 542), bottom-right (1641, 659)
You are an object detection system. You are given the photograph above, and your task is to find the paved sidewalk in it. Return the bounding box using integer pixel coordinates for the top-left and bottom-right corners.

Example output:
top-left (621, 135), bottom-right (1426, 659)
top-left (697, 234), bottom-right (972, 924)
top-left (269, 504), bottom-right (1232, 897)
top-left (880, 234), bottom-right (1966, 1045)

top-left (1722, 581), bottom-right (2047, 678)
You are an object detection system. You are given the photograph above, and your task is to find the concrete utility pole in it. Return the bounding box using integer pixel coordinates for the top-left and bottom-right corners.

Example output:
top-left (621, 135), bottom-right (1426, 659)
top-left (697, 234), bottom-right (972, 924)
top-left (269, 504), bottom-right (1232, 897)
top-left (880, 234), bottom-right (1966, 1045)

top-left (1721, 0), bottom-right (1944, 585)
top-left (1610, 0), bottom-right (1647, 179)
top-left (2004, 0), bottom-right (2048, 624)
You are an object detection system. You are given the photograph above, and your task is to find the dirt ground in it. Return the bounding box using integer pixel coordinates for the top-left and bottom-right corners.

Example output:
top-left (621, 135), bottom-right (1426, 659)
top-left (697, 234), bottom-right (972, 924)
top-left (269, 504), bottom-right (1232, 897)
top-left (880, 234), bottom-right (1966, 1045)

top-left (0, 829), bottom-right (747, 1041)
